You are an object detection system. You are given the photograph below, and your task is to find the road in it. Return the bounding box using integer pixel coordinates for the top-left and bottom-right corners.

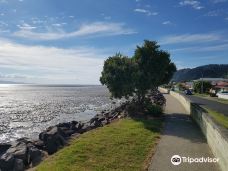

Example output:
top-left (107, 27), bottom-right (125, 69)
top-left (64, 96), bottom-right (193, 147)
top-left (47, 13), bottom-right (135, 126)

top-left (181, 93), bottom-right (228, 116)
top-left (148, 94), bottom-right (219, 171)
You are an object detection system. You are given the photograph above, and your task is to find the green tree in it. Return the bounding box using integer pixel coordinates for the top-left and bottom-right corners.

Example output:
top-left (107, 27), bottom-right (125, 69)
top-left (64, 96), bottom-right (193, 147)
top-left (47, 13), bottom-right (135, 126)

top-left (100, 53), bottom-right (136, 99)
top-left (193, 81), bottom-right (212, 94)
top-left (100, 40), bottom-right (176, 103)
top-left (132, 40), bottom-right (176, 103)
top-left (177, 82), bottom-right (185, 91)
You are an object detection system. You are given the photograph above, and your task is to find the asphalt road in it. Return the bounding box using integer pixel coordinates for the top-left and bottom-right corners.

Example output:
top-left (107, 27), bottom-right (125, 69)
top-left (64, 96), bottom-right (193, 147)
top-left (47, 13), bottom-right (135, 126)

top-left (181, 93), bottom-right (228, 116)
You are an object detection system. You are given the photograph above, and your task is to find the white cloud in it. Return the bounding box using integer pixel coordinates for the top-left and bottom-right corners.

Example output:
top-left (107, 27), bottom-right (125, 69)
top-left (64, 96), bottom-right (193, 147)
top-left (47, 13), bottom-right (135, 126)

top-left (179, 0), bottom-right (204, 10)
top-left (162, 21), bottom-right (172, 25)
top-left (205, 10), bottom-right (221, 17)
top-left (134, 8), bottom-right (158, 16)
top-left (0, 38), bottom-right (110, 84)
top-left (172, 43), bottom-right (228, 52)
top-left (14, 22), bottom-right (136, 40)
top-left (17, 23), bottom-right (36, 30)
top-left (160, 33), bottom-right (221, 44)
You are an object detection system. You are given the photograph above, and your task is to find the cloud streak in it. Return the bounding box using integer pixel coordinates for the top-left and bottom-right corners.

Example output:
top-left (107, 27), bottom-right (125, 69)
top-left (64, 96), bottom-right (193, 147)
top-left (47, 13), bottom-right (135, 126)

top-left (14, 22), bottom-right (136, 40)
top-left (134, 8), bottom-right (158, 16)
top-left (0, 38), bottom-right (109, 84)
top-left (160, 33), bottom-right (222, 44)
top-left (179, 0), bottom-right (204, 10)
top-left (172, 43), bottom-right (228, 52)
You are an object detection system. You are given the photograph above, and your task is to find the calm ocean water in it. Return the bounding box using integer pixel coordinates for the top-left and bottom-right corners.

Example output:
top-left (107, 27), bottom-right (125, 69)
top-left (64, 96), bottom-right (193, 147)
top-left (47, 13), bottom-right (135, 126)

top-left (0, 84), bottom-right (118, 143)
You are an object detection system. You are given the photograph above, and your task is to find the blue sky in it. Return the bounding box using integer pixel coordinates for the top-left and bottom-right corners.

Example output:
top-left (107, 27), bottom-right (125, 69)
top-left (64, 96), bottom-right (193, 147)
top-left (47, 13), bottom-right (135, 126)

top-left (0, 0), bottom-right (228, 84)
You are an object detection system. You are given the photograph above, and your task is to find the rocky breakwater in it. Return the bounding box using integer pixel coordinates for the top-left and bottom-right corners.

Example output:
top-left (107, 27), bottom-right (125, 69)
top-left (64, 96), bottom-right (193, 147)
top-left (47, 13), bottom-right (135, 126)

top-left (0, 102), bottom-right (129, 171)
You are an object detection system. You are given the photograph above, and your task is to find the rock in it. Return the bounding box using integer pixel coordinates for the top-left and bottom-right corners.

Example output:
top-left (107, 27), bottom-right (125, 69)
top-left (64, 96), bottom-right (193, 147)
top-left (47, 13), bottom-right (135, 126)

top-left (14, 158), bottom-right (24, 171)
top-left (78, 123), bottom-right (92, 133)
top-left (0, 143), bottom-right (11, 154)
top-left (40, 126), bottom-right (66, 141)
top-left (63, 130), bottom-right (75, 137)
top-left (7, 141), bottom-right (28, 165)
top-left (0, 153), bottom-right (15, 171)
top-left (45, 134), bottom-right (66, 154)
top-left (101, 119), bottom-right (110, 126)
top-left (56, 122), bottom-right (71, 129)
top-left (58, 127), bottom-right (71, 137)
top-left (27, 144), bottom-right (42, 166)
top-left (32, 140), bottom-right (44, 150)
top-left (70, 121), bottom-right (79, 129)
top-left (71, 122), bottom-right (83, 131)
top-left (39, 126), bottom-right (68, 154)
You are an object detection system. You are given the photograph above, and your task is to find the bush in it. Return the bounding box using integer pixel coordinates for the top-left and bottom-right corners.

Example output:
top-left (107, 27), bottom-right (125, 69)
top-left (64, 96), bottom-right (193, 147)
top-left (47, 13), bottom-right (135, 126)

top-left (193, 81), bottom-right (212, 94)
top-left (145, 103), bottom-right (163, 117)
top-left (143, 99), bottom-right (163, 117)
top-left (148, 89), bottom-right (166, 106)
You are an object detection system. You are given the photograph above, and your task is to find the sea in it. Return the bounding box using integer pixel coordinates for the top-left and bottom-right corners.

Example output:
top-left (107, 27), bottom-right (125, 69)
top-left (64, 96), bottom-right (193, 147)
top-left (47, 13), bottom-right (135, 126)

top-left (0, 84), bottom-right (119, 143)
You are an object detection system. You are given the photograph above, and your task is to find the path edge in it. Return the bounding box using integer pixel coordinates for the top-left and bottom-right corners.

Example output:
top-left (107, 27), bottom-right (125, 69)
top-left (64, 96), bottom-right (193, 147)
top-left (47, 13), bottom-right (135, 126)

top-left (159, 87), bottom-right (228, 171)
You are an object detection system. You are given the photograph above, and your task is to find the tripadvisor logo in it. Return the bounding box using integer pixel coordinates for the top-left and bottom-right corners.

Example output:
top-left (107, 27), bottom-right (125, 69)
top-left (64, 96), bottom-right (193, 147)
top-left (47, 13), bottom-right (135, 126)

top-left (171, 155), bottom-right (182, 165)
top-left (171, 155), bottom-right (219, 165)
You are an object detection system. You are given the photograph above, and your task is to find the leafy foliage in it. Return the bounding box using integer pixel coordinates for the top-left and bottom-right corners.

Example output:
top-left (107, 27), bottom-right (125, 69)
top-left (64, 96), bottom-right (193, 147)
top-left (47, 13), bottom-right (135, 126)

top-left (100, 53), bottom-right (136, 99)
top-left (193, 81), bottom-right (212, 94)
top-left (177, 82), bottom-right (186, 91)
top-left (100, 40), bottom-right (176, 103)
top-left (145, 103), bottom-right (163, 117)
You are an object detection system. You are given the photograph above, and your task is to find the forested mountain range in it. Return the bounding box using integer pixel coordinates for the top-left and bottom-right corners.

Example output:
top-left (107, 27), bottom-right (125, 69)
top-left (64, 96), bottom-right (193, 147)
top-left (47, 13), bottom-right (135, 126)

top-left (172, 64), bottom-right (228, 82)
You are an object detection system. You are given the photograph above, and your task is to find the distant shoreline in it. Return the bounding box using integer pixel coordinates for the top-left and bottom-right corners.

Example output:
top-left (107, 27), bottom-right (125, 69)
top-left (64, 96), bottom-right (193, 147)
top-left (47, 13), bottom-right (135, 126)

top-left (0, 83), bottom-right (103, 87)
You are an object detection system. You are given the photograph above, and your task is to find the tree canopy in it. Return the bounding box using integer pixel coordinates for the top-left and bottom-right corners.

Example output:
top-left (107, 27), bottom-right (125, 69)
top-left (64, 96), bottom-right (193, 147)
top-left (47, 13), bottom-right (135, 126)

top-left (193, 81), bottom-right (212, 94)
top-left (100, 40), bottom-right (176, 102)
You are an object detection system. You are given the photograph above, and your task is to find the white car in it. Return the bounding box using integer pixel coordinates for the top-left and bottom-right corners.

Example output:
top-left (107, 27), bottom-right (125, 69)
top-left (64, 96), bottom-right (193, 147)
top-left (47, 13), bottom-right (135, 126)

top-left (217, 91), bottom-right (228, 100)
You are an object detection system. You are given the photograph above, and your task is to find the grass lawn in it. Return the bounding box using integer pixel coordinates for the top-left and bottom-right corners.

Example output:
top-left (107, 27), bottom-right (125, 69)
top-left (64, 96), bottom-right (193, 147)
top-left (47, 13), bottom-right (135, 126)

top-left (204, 107), bottom-right (228, 129)
top-left (36, 118), bottom-right (162, 171)
top-left (194, 93), bottom-right (228, 105)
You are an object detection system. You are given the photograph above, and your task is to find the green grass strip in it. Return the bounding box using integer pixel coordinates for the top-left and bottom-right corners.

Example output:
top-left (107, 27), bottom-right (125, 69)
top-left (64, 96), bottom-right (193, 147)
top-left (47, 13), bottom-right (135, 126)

top-left (204, 107), bottom-right (228, 129)
top-left (36, 118), bottom-right (162, 171)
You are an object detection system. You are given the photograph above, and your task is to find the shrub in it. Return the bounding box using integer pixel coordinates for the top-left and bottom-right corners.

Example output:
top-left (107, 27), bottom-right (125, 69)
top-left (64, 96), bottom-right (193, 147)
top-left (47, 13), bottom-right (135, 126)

top-left (193, 81), bottom-right (212, 94)
top-left (143, 98), bottom-right (163, 117)
top-left (145, 103), bottom-right (163, 117)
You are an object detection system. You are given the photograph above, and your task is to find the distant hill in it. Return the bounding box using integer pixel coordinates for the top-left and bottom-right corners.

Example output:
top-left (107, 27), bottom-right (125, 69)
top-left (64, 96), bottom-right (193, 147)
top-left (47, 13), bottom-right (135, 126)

top-left (172, 64), bottom-right (228, 82)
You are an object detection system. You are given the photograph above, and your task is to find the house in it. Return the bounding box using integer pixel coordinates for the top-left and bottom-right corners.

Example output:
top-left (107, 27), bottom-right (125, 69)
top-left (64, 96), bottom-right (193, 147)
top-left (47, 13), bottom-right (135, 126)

top-left (196, 78), bottom-right (228, 85)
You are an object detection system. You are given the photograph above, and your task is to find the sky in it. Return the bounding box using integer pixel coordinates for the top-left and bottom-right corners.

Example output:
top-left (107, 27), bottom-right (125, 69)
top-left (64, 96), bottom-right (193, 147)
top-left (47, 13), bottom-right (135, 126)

top-left (0, 0), bottom-right (228, 84)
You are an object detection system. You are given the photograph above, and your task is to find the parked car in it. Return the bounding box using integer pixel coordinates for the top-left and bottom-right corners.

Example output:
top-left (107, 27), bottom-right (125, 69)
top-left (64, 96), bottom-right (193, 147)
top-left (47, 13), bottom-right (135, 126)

top-left (184, 89), bottom-right (192, 95)
top-left (217, 91), bottom-right (228, 100)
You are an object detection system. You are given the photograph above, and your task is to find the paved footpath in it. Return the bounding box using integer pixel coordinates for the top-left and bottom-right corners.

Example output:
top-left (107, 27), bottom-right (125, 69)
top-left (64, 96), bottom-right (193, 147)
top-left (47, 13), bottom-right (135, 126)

top-left (148, 94), bottom-right (220, 171)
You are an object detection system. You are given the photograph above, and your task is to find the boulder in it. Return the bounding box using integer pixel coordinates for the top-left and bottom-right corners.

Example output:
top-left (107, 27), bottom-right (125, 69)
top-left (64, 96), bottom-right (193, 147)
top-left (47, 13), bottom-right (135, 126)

top-left (78, 123), bottom-right (92, 133)
top-left (0, 153), bottom-right (15, 171)
top-left (101, 119), bottom-right (110, 126)
top-left (14, 158), bottom-right (24, 171)
top-left (6, 141), bottom-right (28, 165)
top-left (0, 143), bottom-right (11, 154)
top-left (39, 126), bottom-right (68, 154)
top-left (71, 121), bottom-right (83, 131)
top-left (27, 144), bottom-right (42, 166)
top-left (63, 130), bottom-right (75, 137)
top-left (45, 134), bottom-right (66, 154)
top-left (39, 126), bottom-right (66, 141)
top-left (56, 122), bottom-right (71, 129)
top-left (32, 140), bottom-right (45, 150)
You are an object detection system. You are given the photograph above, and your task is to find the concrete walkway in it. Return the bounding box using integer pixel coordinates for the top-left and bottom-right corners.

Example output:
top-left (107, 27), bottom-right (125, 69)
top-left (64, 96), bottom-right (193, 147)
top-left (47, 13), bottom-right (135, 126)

top-left (148, 94), bottom-right (220, 171)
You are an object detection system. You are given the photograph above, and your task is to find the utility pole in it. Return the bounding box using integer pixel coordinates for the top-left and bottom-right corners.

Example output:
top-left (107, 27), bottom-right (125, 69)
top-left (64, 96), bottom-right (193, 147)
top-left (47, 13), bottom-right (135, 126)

top-left (201, 72), bottom-right (204, 94)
